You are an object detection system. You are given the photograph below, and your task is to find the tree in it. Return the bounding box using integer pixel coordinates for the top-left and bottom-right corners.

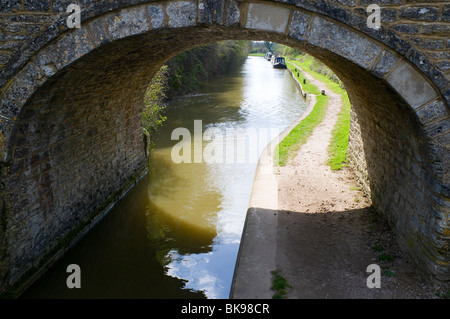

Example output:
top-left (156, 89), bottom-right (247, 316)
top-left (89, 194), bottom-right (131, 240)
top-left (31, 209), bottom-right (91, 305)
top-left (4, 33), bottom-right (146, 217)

top-left (142, 65), bottom-right (169, 153)
top-left (264, 41), bottom-right (274, 52)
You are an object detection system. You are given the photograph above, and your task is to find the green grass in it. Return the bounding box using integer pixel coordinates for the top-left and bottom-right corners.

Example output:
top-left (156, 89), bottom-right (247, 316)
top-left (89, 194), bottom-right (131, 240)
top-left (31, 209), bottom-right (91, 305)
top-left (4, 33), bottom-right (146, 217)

top-left (327, 97), bottom-right (351, 170)
top-left (275, 94), bottom-right (328, 166)
top-left (274, 55), bottom-right (352, 169)
top-left (287, 57), bottom-right (351, 171)
top-left (435, 290), bottom-right (450, 299)
top-left (383, 269), bottom-right (397, 277)
top-left (372, 244), bottom-right (385, 253)
top-left (271, 270), bottom-right (291, 299)
top-left (378, 253), bottom-right (394, 262)
top-left (286, 62), bottom-right (320, 95)
top-left (274, 61), bottom-right (328, 166)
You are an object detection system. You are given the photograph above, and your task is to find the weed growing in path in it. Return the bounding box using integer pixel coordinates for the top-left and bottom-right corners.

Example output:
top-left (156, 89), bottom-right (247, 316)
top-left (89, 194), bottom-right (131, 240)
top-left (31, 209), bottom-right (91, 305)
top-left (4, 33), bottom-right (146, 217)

top-left (271, 270), bottom-right (291, 299)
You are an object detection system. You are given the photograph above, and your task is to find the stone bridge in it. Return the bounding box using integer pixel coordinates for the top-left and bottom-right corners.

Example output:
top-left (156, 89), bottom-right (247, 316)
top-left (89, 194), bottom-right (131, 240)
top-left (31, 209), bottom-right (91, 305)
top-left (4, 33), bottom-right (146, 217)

top-left (0, 0), bottom-right (448, 296)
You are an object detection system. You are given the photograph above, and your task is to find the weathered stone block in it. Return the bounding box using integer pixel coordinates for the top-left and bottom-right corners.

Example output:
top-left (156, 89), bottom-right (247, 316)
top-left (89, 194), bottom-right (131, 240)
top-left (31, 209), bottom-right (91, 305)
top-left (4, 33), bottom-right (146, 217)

top-left (0, 0), bottom-right (21, 12)
top-left (329, 0), bottom-right (355, 6)
top-left (391, 23), bottom-right (419, 34)
top-left (26, 24), bottom-right (44, 34)
top-left (35, 48), bottom-right (58, 78)
top-left (443, 5), bottom-right (450, 22)
top-left (438, 61), bottom-right (450, 71)
top-left (105, 7), bottom-right (150, 40)
top-left (166, 1), bottom-right (197, 28)
top-left (2, 79), bottom-right (36, 119)
top-left (372, 50), bottom-right (399, 78)
top-left (52, 0), bottom-right (74, 13)
top-left (0, 33), bottom-right (31, 42)
top-left (409, 37), bottom-right (445, 51)
top-left (246, 3), bottom-right (290, 33)
top-left (225, 0), bottom-right (240, 26)
top-left (421, 24), bottom-right (450, 35)
top-left (423, 119), bottom-right (450, 140)
top-left (5, 24), bottom-right (23, 33)
top-left (198, 0), bottom-right (224, 25)
top-left (86, 17), bottom-right (110, 47)
top-left (386, 59), bottom-right (437, 109)
top-left (148, 4), bottom-right (165, 29)
top-left (23, 0), bottom-right (50, 11)
top-left (47, 27), bottom-right (94, 70)
top-left (0, 42), bottom-right (22, 51)
top-left (416, 99), bottom-right (449, 126)
top-left (400, 6), bottom-right (439, 21)
top-left (380, 8), bottom-right (398, 23)
top-left (0, 117), bottom-right (14, 160)
top-left (0, 54), bottom-right (11, 65)
top-left (350, 7), bottom-right (398, 23)
top-left (288, 10), bottom-right (311, 41)
top-left (308, 16), bottom-right (382, 70)
top-left (360, 0), bottom-right (402, 4)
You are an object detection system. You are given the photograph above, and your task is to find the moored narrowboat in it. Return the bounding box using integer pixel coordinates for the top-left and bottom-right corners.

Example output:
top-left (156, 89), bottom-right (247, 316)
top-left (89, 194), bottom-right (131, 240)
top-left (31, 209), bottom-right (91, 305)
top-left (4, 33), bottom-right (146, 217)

top-left (265, 52), bottom-right (273, 61)
top-left (272, 56), bottom-right (287, 69)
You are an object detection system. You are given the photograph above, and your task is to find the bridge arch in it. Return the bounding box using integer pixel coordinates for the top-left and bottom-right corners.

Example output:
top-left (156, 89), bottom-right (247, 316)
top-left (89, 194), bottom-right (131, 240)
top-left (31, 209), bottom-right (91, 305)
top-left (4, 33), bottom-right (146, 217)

top-left (0, 0), bottom-right (448, 295)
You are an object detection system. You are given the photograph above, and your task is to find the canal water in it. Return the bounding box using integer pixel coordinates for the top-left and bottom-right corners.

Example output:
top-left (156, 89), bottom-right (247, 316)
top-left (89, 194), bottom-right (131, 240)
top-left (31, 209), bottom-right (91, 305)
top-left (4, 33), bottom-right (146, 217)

top-left (21, 56), bottom-right (307, 299)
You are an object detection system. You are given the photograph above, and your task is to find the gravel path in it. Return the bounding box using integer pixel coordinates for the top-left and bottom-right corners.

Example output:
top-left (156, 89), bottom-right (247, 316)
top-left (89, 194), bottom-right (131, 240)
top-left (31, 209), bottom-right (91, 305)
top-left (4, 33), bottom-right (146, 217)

top-left (274, 67), bottom-right (438, 299)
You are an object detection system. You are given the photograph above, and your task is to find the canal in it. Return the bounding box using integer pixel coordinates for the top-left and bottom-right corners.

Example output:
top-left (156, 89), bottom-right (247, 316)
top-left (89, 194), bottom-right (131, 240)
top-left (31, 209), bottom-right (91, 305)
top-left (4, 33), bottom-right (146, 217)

top-left (21, 56), bottom-right (307, 299)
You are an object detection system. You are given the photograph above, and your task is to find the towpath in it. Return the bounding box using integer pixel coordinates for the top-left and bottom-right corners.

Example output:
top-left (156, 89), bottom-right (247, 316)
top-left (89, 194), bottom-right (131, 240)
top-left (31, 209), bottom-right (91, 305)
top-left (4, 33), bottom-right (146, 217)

top-left (231, 64), bottom-right (438, 299)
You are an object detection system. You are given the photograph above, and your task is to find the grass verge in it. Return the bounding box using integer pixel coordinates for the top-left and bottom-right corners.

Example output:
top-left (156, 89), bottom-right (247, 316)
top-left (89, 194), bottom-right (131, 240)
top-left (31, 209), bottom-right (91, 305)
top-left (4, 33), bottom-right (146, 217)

top-left (327, 98), bottom-right (351, 170)
top-left (287, 56), bottom-right (351, 170)
top-left (271, 270), bottom-right (291, 299)
top-left (274, 93), bottom-right (328, 166)
top-left (275, 61), bottom-right (328, 166)
top-left (286, 61), bottom-right (320, 95)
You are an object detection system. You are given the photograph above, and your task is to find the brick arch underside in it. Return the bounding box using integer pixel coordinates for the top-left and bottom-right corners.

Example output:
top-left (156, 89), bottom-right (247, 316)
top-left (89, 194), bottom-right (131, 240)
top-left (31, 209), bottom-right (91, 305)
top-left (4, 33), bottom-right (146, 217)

top-left (1, 8), bottom-right (449, 295)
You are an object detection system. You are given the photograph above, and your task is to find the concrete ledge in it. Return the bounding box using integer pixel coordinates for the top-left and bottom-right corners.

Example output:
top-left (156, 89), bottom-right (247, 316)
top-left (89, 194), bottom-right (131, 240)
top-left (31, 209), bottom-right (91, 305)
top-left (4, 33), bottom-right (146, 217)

top-left (229, 207), bottom-right (278, 299)
top-left (230, 69), bottom-right (316, 299)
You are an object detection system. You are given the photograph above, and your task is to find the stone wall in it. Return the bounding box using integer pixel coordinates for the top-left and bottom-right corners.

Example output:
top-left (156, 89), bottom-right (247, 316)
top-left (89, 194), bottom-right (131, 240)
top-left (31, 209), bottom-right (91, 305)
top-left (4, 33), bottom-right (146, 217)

top-left (2, 69), bottom-right (149, 291)
top-left (1, 1), bottom-right (449, 91)
top-left (344, 66), bottom-right (449, 283)
top-left (352, 0), bottom-right (450, 79)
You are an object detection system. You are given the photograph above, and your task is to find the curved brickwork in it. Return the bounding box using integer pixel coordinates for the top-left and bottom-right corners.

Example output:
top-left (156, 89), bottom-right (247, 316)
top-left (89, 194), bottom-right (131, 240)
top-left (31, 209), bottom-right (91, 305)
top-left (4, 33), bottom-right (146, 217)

top-left (0, 0), bottom-right (448, 295)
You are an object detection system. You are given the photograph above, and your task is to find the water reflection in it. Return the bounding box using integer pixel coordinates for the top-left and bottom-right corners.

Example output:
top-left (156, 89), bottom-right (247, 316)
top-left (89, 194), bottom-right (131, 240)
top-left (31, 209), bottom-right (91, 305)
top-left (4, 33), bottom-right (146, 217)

top-left (149, 57), bottom-right (307, 298)
top-left (21, 56), bottom-right (307, 299)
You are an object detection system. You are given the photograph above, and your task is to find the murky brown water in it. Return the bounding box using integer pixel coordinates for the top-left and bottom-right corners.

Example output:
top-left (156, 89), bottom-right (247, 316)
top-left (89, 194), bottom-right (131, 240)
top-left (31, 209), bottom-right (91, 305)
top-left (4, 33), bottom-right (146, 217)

top-left (21, 56), bottom-right (307, 299)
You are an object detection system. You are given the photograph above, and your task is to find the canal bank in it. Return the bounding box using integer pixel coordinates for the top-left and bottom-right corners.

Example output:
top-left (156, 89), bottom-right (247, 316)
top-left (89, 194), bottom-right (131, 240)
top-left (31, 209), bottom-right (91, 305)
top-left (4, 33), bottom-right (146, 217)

top-left (229, 70), bottom-right (316, 299)
top-left (230, 64), bottom-right (438, 299)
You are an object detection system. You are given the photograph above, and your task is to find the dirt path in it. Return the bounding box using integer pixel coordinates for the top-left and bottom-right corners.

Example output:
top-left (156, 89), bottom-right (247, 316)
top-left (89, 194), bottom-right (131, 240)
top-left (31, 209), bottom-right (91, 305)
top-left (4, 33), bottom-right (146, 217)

top-left (274, 68), bottom-right (438, 298)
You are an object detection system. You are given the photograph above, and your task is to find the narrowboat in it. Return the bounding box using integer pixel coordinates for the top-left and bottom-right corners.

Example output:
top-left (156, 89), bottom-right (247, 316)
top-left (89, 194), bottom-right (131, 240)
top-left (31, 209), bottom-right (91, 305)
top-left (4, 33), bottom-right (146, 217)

top-left (272, 56), bottom-right (287, 69)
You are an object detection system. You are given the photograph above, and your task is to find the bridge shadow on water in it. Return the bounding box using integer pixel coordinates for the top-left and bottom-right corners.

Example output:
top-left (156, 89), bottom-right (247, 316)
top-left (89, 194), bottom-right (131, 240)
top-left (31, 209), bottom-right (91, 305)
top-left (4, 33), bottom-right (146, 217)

top-left (20, 172), bottom-right (213, 299)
